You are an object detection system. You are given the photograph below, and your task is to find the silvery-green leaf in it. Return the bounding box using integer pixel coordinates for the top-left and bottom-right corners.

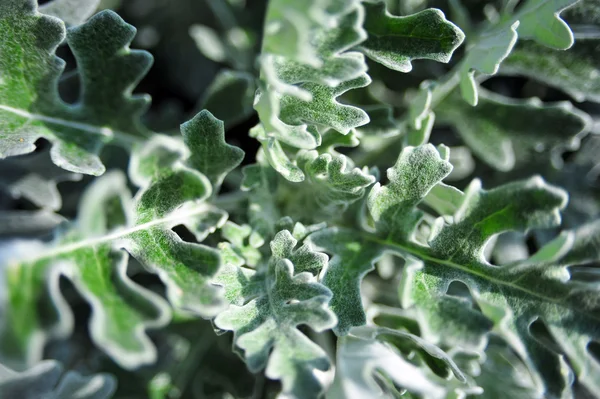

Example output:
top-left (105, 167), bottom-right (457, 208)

top-left (0, 211), bottom-right (65, 236)
top-left (40, 0), bottom-right (101, 26)
top-left (241, 162), bottom-right (281, 247)
top-left (309, 145), bottom-right (451, 335)
top-left (182, 110), bottom-right (244, 191)
top-left (290, 150), bottom-right (375, 218)
top-left (0, 150), bottom-right (82, 211)
top-left (459, 0), bottom-right (580, 105)
top-left (0, 7), bottom-right (152, 175)
top-left (359, 2), bottom-right (465, 73)
top-left (0, 171), bottom-right (171, 370)
top-left (517, 0), bottom-right (579, 50)
top-left (438, 88), bottom-right (591, 170)
top-left (502, 38), bottom-right (600, 103)
top-left (214, 230), bottom-right (336, 399)
top-left (0, 360), bottom-right (115, 399)
top-left (328, 326), bottom-right (471, 399)
top-left (459, 21), bottom-right (519, 106)
top-left (201, 70), bottom-right (256, 128)
top-left (255, 0), bottom-right (370, 180)
top-left (0, 112), bottom-right (236, 370)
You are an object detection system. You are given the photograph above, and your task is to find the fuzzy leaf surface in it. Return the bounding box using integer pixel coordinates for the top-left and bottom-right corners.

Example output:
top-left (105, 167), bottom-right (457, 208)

top-left (0, 6), bottom-right (151, 175)
top-left (214, 230), bottom-right (336, 399)
top-left (359, 2), bottom-right (465, 73)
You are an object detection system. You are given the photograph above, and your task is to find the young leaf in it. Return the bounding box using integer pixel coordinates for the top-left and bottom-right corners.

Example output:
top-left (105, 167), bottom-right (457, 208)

top-left (0, 360), bottom-right (116, 399)
top-left (254, 0), bottom-right (369, 180)
top-left (290, 150), bottom-right (375, 217)
top-left (359, 1), bottom-right (465, 73)
top-left (214, 230), bottom-right (336, 399)
top-left (0, 6), bottom-right (151, 175)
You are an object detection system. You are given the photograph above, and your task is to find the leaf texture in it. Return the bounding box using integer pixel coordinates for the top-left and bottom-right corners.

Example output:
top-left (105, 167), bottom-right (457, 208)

top-left (0, 5), bottom-right (151, 175)
top-left (0, 111), bottom-right (239, 370)
top-left (214, 230), bottom-right (336, 399)
top-left (359, 1), bottom-right (465, 73)
top-left (310, 144), bottom-right (600, 397)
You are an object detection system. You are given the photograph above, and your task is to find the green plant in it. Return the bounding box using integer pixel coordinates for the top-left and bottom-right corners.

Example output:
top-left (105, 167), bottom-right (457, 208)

top-left (0, 0), bottom-right (599, 398)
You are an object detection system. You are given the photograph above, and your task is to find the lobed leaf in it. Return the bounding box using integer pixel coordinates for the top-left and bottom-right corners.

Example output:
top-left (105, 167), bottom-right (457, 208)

top-left (214, 230), bottom-right (336, 399)
top-left (359, 1), bottom-right (465, 73)
top-left (0, 5), bottom-right (151, 175)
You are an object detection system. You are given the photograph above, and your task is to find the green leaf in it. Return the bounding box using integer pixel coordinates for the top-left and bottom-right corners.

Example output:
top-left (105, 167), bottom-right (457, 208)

top-left (310, 145), bottom-right (451, 335)
top-left (517, 0), bottom-right (579, 50)
top-left (214, 230), bottom-right (336, 399)
top-left (502, 38), bottom-right (600, 103)
top-left (200, 70), bottom-right (256, 128)
top-left (0, 7), bottom-right (151, 175)
top-left (366, 151), bottom-right (600, 396)
top-left (255, 0), bottom-right (370, 180)
top-left (368, 144), bottom-right (453, 241)
top-left (182, 110), bottom-right (244, 191)
top-left (438, 88), bottom-right (591, 170)
top-left (40, 0), bottom-right (101, 26)
top-left (459, 21), bottom-right (520, 106)
top-left (359, 2), bottom-right (465, 73)
top-left (0, 171), bottom-right (171, 370)
top-left (329, 326), bottom-right (471, 399)
top-left (458, 0), bottom-right (580, 105)
top-left (0, 150), bottom-right (81, 211)
top-left (0, 112), bottom-right (236, 369)
top-left (0, 360), bottom-right (116, 399)
top-left (287, 150), bottom-right (375, 218)
top-left (309, 228), bottom-right (385, 335)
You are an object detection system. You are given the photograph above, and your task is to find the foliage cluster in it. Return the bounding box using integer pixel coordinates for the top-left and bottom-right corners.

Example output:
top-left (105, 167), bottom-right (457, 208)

top-left (0, 0), bottom-right (600, 398)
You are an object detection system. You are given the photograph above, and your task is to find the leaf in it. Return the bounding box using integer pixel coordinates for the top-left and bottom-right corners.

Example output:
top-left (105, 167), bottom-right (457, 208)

top-left (438, 88), bottom-right (591, 170)
top-left (310, 145), bottom-right (451, 335)
top-left (200, 70), bottom-right (256, 128)
top-left (289, 150), bottom-right (375, 218)
top-left (329, 326), bottom-right (471, 399)
top-left (0, 7), bottom-right (151, 175)
top-left (309, 228), bottom-right (385, 335)
top-left (214, 230), bottom-right (336, 399)
top-left (255, 0), bottom-right (370, 180)
top-left (40, 0), bottom-right (101, 26)
top-left (0, 171), bottom-right (171, 370)
top-left (0, 210), bottom-right (65, 236)
top-left (502, 38), bottom-right (600, 103)
top-left (0, 150), bottom-right (81, 211)
top-left (517, 0), bottom-right (580, 50)
top-left (0, 112), bottom-right (236, 369)
top-left (459, 21), bottom-right (520, 106)
top-left (458, 0), bottom-right (580, 105)
top-left (310, 142), bottom-right (600, 396)
top-left (359, 2), bottom-right (465, 73)
top-left (181, 110), bottom-right (244, 191)
top-left (0, 360), bottom-right (116, 399)
top-left (241, 161), bottom-right (281, 247)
